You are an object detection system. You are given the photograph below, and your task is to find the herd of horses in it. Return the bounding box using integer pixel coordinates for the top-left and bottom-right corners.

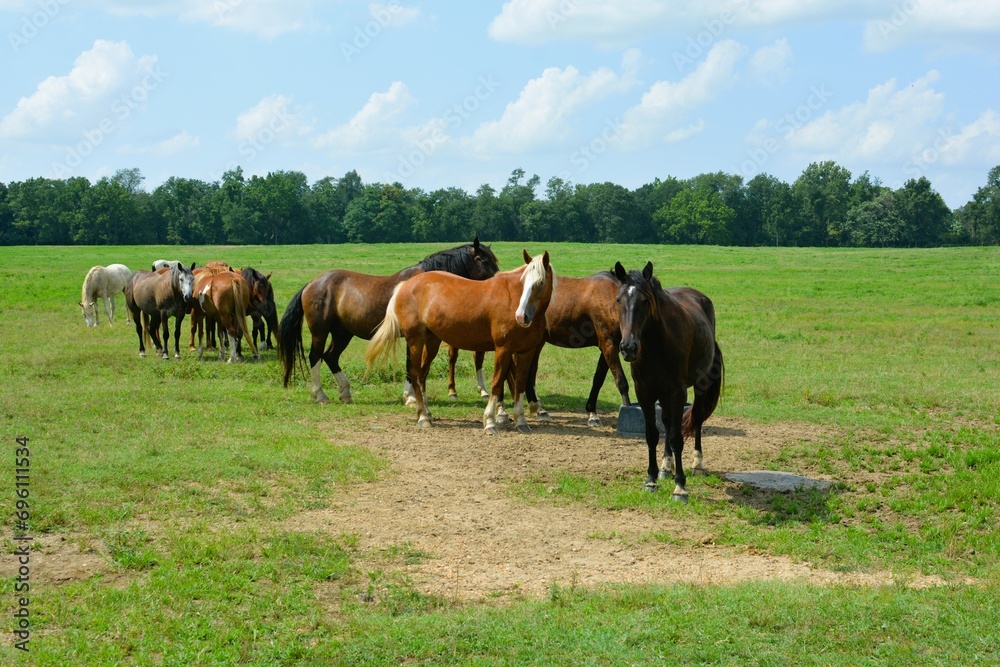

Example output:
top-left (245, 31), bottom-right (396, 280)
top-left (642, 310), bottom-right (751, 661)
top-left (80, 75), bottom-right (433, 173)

top-left (80, 239), bottom-right (724, 501)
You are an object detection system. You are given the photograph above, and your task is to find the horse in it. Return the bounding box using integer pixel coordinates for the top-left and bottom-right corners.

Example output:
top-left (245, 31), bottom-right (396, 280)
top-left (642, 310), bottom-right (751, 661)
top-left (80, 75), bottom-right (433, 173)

top-left (279, 238), bottom-right (500, 404)
top-left (514, 271), bottom-right (631, 427)
top-left (366, 250), bottom-right (555, 435)
top-left (187, 263), bottom-right (241, 353)
top-left (151, 259), bottom-right (180, 271)
top-left (193, 270), bottom-right (258, 362)
top-left (79, 264), bottom-right (132, 327)
top-left (613, 261), bottom-right (724, 501)
top-left (124, 262), bottom-right (197, 359)
top-left (241, 267), bottom-right (278, 351)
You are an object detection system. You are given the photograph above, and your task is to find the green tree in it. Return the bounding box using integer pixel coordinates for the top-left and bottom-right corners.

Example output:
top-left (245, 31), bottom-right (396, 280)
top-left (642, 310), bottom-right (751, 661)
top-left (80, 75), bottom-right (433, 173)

top-left (654, 186), bottom-right (734, 245)
top-left (583, 182), bottom-right (641, 243)
top-left (844, 193), bottom-right (904, 247)
top-left (741, 174), bottom-right (793, 246)
top-left (791, 161), bottom-right (852, 246)
top-left (892, 177), bottom-right (952, 247)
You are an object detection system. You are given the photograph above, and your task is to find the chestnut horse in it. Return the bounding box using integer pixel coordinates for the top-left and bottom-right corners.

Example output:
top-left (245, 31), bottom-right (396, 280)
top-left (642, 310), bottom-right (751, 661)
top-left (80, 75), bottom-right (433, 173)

top-left (188, 263), bottom-right (241, 352)
top-left (366, 250), bottom-right (555, 435)
top-left (613, 261), bottom-right (724, 501)
top-left (241, 267), bottom-right (278, 351)
top-left (124, 263), bottom-right (197, 359)
top-left (279, 239), bottom-right (499, 404)
top-left (194, 270), bottom-right (258, 362)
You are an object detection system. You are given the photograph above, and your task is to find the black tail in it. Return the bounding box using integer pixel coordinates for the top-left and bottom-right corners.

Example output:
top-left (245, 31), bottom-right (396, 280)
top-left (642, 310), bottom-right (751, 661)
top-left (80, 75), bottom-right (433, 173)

top-left (278, 287), bottom-right (306, 388)
top-left (683, 341), bottom-right (724, 439)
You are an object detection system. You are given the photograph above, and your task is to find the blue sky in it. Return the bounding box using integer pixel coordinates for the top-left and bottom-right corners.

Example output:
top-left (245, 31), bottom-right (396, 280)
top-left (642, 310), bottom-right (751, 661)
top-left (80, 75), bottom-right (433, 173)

top-left (2, 1), bottom-right (999, 208)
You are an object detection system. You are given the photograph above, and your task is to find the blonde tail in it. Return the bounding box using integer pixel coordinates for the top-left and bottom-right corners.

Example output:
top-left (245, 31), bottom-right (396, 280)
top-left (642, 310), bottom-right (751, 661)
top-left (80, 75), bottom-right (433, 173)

top-left (364, 284), bottom-right (403, 371)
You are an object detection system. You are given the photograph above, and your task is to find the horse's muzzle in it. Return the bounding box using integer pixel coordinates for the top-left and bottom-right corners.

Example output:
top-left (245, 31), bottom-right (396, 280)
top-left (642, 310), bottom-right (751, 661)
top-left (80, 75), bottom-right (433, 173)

top-left (620, 339), bottom-right (638, 362)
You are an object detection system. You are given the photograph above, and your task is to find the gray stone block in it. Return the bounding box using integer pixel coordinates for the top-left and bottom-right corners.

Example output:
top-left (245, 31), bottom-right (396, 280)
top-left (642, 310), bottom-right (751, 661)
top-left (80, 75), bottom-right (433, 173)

top-left (616, 403), bottom-right (664, 437)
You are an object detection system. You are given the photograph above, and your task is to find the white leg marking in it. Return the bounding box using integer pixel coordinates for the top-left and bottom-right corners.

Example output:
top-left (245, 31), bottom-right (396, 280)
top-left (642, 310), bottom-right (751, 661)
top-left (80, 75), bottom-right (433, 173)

top-left (476, 368), bottom-right (489, 398)
top-left (403, 378), bottom-right (417, 406)
top-left (311, 360), bottom-right (330, 403)
top-left (514, 396), bottom-right (530, 433)
top-left (483, 396), bottom-right (498, 433)
top-left (335, 371), bottom-right (352, 403)
top-left (587, 412), bottom-right (602, 427)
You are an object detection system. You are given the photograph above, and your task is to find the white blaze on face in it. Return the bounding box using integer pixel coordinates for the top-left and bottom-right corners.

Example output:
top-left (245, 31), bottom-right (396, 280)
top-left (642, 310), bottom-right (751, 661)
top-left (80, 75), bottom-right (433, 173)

top-left (515, 255), bottom-right (545, 327)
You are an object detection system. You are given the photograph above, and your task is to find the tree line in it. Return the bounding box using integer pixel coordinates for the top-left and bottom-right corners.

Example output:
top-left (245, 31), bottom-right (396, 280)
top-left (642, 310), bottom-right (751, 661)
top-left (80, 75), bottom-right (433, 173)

top-left (2, 162), bottom-right (998, 247)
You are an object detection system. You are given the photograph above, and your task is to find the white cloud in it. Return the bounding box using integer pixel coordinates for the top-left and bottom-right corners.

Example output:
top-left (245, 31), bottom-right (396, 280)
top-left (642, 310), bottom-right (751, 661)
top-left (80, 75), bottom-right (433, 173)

top-left (313, 82), bottom-right (415, 152)
top-left (467, 63), bottom-right (636, 154)
top-left (119, 131), bottom-right (200, 157)
top-left (863, 0), bottom-right (1000, 50)
top-left (368, 2), bottom-right (420, 28)
top-left (616, 40), bottom-right (745, 149)
top-left (90, 0), bottom-right (319, 39)
top-left (664, 120), bottom-right (706, 143)
top-left (750, 38), bottom-right (792, 87)
top-left (0, 40), bottom-right (158, 140)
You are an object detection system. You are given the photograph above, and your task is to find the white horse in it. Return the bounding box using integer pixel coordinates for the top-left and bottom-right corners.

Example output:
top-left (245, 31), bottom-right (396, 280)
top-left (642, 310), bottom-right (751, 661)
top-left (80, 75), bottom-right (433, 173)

top-left (152, 259), bottom-right (180, 271)
top-left (80, 264), bottom-right (132, 327)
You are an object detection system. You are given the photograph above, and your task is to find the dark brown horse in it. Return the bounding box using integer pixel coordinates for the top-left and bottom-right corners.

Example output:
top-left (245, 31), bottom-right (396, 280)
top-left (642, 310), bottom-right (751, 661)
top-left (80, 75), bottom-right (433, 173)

top-left (613, 261), bottom-right (724, 501)
top-left (279, 239), bottom-right (500, 404)
top-left (366, 250), bottom-right (555, 435)
top-left (124, 262), bottom-right (197, 359)
top-left (241, 267), bottom-right (278, 351)
top-left (194, 270), bottom-right (257, 362)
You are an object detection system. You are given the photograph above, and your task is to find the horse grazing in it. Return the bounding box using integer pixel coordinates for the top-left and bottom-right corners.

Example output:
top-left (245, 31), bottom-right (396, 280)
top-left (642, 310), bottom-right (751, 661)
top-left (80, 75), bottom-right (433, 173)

top-left (366, 250), bottom-right (555, 435)
top-left (241, 267), bottom-right (278, 351)
top-left (80, 264), bottom-right (132, 327)
top-left (124, 263), bottom-right (197, 359)
top-left (194, 271), bottom-right (258, 362)
top-left (613, 261), bottom-right (724, 501)
top-left (520, 271), bottom-right (631, 426)
top-left (279, 238), bottom-right (500, 404)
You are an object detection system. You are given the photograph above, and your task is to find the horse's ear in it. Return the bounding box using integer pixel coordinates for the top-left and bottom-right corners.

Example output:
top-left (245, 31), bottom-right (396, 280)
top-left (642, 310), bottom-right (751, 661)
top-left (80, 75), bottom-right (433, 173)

top-left (542, 250), bottom-right (550, 268)
top-left (190, 262), bottom-right (197, 271)
top-left (473, 236), bottom-right (480, 251)
top-left (614, 262), bottom-right (628, 282)
top-left (265, 272), bottom-right (272, 281)
top-left (522, 249), bottom-right (532, 264)
top-left (642, 261), bottom-right (653, 281)
top-left (78, 302), bottom-right (84, 309)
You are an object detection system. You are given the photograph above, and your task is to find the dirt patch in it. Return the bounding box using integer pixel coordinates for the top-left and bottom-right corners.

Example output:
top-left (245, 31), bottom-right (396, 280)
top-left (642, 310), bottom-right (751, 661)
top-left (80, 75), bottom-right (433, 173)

top-left (0, 534), bottom-right (117, 585)
top-left (287, 410), bottom-right (937, 602)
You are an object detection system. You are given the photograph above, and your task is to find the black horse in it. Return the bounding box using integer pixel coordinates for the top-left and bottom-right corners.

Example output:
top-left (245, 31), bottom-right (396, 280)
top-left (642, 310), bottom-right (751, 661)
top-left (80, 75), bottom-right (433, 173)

top-left (614, 261), bottom-right (724, 501)
top-left (278, 238), bottom-right (500, 404)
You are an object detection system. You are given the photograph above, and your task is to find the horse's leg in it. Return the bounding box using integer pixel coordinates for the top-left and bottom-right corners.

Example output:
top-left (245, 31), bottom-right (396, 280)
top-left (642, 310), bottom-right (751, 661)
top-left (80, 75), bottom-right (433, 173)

top-left (134, 310), bottom-right (146, 358)
top-left (402, 346), bottom-right (417, 406)
top-left (406, 334), bottom-right (432, 428)
top-left (525, 344), bottom-right (550, 421)
top-left (640, 397), bottom-right (661, 492)
top-left (308, 328), bottom-right (333, 404)
top-left (104, 296), bottom-right (114, 326)
top-left (484, 349), bottom-right (513, 435)
top-left (511, 351), bottom-right (535, 434)
top-left (419, 335), bottom-right (442, 422)
top-left (446, 345), bottom-right (460, 399)
top-left (585, 353), bottom-right (610, 427)
top-left (661, 392), bottom-right (688, 502)
top-left (173, 313), bottom-right (184, 359)
top-left (474, 350), bottom-right (489, 398)
top-left (323, 329), bottom-right (354, 403)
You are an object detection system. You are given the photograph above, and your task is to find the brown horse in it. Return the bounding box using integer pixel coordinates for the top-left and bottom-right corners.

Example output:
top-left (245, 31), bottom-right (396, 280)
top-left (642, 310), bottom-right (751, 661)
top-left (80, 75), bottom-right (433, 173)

top-left (124, 263), bottom-right (197, 359)
top-left (613, 261), bottom-right (724, 501)
top-left (366, 250), bottom-right (555, 435)
top-left (519, 271), bottom-right (631, 426)
top-left (241, 267), bottom-right (278, 351)
top-left (188, 263), bottom-right (241, 352)
top-left (194, 271), bottom-right (258, 362)
top-left (279, 239), bottom-right (500, 404)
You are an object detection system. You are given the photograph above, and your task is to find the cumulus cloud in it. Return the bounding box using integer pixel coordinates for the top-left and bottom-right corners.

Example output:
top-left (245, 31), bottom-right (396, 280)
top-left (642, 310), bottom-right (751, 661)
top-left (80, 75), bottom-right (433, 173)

top-left (313, 82), bottom-right (417, 152)
top-left (615, 40), bottom-right (745, 149)
top-left (87, 0), bottom-right (319, 39)
top-left (750, 38), bottom-right (792, 87)
top-left (0, 39), bottom-right (158, 140)
top-left (466, 62), bottom-right (636, 154)
top-left (233, 94), bottom-right (310, 146)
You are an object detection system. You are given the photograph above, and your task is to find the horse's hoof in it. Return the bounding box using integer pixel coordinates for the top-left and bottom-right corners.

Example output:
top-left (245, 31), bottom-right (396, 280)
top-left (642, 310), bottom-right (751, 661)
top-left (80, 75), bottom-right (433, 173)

top-left (693, 466), bottom-right (707, 476)
top-left (339, 396), bottom-right (353, 404)
top-left (516, 423), bottom-right (531, 434)
top-left (536, 409), bottom-right (551, 421)
top-left (404, 396), bottom-right (418, 407)
top-left (672, 492), bottom-right (689, 503)
top-left (315, 395), bottom-right (331, 405)
top-left (495, 413), bottom-right (510, 426)
top-left (587, 415), bottom-right (602, 428)
top-left (418, 419), bottom-right (432, 429)
top-left (139, 352), bottom-right (146, 359)
top-left (484, 426), bottom-right (498, 436)
top-left (448, 392), bottom-right (458, 401)
top-left (174, 354), bottom-right (180, 360)
top-left (644, 482), bottom-right (658, 493)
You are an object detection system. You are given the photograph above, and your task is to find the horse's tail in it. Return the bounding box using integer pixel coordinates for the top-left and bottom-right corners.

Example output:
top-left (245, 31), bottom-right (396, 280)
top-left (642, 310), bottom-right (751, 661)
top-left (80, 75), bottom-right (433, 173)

top-left (278, 286), bottom-right (307, 388)
top-left (683, 341), bottom-right (725, 439)
top-left (364, 284), bottom-right (403, 371)
top-left (233, 279), bottom-right (257, 358)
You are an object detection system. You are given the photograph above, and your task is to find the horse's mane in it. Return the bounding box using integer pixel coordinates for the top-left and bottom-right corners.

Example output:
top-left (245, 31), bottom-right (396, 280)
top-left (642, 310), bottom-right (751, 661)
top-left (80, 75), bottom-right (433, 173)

top-left (628, 270), bottom-right (663, 318)
top-left (417, 242), bottom-right (498, 278)
top-left (82, 266), bottom-right (102, 301)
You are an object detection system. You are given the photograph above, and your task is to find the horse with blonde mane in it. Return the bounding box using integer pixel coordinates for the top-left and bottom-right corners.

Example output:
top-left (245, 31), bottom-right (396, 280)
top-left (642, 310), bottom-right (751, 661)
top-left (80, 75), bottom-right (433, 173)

top-left (366, 250), bottom-right (555, 435)
top-left (79, 264), bottom-right (132, 327)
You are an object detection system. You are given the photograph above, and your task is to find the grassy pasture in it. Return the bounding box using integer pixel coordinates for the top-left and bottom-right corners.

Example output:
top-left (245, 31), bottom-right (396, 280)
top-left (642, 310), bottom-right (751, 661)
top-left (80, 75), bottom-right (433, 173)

top-left (1, 243), bottom-right (998, 665)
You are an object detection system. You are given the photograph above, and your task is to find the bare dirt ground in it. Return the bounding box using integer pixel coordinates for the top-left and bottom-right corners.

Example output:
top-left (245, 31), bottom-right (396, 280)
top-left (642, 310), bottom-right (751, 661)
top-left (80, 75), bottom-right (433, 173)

top-left (287, 409), bottom-right (946, 602)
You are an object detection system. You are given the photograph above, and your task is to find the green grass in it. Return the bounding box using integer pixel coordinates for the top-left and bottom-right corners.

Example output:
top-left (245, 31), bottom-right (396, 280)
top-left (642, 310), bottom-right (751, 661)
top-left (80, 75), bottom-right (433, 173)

top-left (0, 243), bottom-right (997, 665)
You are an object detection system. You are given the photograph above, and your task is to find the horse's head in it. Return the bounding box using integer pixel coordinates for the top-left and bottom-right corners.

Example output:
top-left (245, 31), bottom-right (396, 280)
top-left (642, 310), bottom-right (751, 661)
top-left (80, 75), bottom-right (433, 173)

top-left (468, 236), bottom-right (501, 281)
top-left (614, 261), bottom-right (657, 362)
top-left (79, 301), bottom-right (97, 327)
top-left (516, 250), bottom-right (553, 327)
top-left (173, 262), bottom-right (197, 304)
